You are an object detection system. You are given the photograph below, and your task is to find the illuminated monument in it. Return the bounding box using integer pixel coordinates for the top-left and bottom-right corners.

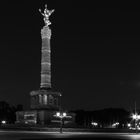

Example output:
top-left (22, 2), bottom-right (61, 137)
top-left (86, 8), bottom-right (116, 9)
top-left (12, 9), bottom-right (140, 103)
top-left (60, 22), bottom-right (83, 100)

top-left (29, 4), bottom-right (61, 121)
top-left (16, 4), bottom-right (74, 125)
top-left (16, 4), bottom-right (61, 125)
top-left (39, 4), bottom-right (53, 89)
top-left (30, 4), bottom-right (61, 112)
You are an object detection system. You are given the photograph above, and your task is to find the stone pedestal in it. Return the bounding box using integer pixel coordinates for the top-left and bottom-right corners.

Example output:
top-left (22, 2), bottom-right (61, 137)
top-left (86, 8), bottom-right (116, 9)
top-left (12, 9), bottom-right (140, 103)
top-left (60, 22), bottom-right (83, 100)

top-left (30, 89), bottom-right (61, 110)
top-left (29, 89), bottom-right (61, 124)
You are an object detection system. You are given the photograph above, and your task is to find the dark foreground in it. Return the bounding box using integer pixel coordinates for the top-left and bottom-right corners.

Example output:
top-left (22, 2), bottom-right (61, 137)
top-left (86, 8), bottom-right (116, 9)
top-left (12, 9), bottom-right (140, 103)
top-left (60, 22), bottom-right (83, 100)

top-left (0, 130), bottom-right (140, 140)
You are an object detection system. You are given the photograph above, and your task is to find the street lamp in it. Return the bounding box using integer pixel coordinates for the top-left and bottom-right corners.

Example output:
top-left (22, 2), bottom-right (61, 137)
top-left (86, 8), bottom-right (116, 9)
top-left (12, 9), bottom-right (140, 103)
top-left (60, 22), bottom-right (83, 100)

top-left (56, 112), bottom-right (60, 117)
top-left (112, 122), bottom-right (119, 128)
top-left (132, 113), bottom-right (140, 133)
top-left (127, 123), bottom-right (131, 128)
top-left (91, 122), bottom-right (98, 127)
top-left (1, 120), bottom-right (6, 124)
top-left (54, 112), bottom-right (72, 133)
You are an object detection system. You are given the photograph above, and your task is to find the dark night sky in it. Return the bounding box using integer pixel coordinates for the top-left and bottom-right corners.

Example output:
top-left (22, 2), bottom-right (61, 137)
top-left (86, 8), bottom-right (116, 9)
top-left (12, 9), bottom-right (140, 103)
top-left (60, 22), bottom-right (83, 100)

top-left (0, 1), bottom-right (139, 111)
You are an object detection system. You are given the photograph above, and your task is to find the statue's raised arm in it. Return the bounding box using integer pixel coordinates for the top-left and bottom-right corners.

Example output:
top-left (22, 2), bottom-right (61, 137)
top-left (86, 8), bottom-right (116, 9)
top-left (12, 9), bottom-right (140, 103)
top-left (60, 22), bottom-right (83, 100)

top-left (39, 4), bottom-right (55, 26)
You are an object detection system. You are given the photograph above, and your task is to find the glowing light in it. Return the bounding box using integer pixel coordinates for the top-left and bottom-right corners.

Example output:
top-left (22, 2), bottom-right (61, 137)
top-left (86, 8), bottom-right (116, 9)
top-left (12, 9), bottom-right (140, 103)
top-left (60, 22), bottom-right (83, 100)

top-left (132, 113), bottom-right (140, 120)
top-left (63, 112), bottom-right (67, 117)
top-left (56, 112), bottom-right (60, 117)
top-left (112, 122), bottom-right (119, 127)
top-left (91, 122), bottom-right (98, 126)
top-left (55, 112), bottom-right (69, 118)
top-left (127, 123), bottom-right (131, 127)
top-left (132, 114), bottom-right (137, 119)
top-left (137, 115), bottom-right (140, 119)
top-left (1, 120), bottom-right (6, 124)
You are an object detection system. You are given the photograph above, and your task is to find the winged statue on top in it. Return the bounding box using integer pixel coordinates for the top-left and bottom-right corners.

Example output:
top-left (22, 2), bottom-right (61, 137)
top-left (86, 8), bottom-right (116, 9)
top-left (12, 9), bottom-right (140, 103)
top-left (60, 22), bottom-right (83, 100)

top-left (39, 4), bottom-right (55, 26)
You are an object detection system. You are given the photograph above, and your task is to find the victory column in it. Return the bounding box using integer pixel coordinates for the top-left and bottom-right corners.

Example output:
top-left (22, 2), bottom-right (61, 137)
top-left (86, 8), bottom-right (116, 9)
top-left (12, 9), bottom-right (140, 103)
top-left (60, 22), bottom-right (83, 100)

top-left (39, 4), bottom-right (54, 89)
top-left (16, 4), bottom-right (74, 126)
top-left (29, 4), bottom-right (61, 125)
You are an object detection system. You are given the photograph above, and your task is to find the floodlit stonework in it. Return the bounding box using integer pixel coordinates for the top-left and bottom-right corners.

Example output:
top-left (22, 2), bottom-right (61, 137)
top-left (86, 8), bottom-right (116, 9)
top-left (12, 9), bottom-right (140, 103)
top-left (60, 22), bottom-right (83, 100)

top-left (16, 4), bottom-right (75, 126)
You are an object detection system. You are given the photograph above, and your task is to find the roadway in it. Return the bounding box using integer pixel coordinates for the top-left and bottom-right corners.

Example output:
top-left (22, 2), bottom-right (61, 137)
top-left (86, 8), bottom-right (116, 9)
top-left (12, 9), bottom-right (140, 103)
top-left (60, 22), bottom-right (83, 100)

top-left (0, 130), bottom-right (140, 140)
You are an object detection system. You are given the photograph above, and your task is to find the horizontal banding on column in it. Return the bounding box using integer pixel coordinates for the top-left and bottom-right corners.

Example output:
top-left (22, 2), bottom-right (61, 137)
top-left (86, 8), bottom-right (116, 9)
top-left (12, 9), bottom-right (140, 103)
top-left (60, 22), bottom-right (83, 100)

top-left (41, 62), bottom-right (51, 65)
